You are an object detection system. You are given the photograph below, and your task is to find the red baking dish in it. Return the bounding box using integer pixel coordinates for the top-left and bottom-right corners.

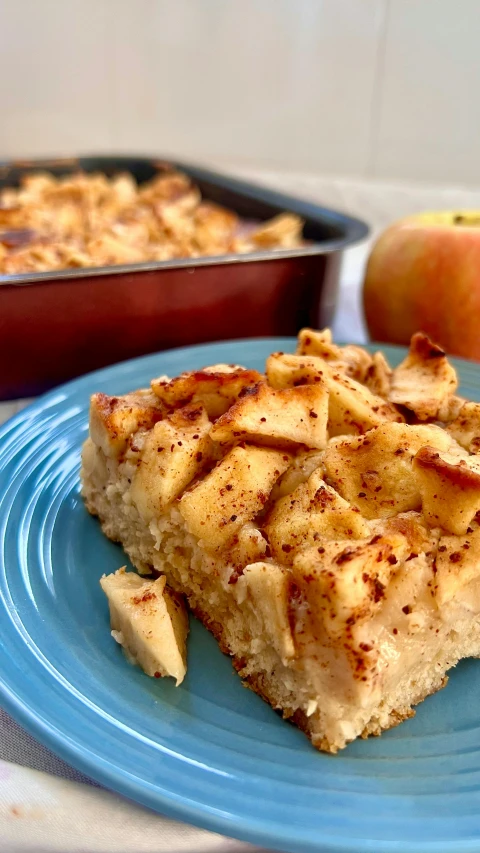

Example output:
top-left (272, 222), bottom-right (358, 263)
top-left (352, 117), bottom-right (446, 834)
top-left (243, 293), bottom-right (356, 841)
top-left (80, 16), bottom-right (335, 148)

top-left (0, 156), bottom-right (368, 399)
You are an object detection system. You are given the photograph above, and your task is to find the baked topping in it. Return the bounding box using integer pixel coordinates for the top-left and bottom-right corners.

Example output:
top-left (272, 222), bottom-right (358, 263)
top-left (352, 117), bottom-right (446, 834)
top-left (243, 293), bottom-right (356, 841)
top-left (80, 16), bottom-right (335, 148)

top-left (0, 169), bottom-right (304, 274)
top-left (92, 329), bottom-right (480, 608)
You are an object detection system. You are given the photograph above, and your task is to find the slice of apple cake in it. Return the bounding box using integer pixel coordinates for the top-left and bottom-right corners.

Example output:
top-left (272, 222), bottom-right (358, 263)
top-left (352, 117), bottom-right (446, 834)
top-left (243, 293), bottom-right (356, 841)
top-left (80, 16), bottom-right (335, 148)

top-left (81, 330), bottom-right (480, 752)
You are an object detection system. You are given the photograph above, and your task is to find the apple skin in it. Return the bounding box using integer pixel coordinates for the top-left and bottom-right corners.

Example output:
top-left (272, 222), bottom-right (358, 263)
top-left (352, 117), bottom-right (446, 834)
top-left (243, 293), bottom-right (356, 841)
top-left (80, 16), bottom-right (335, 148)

top-left (363, 212), bottom-right (480, 360)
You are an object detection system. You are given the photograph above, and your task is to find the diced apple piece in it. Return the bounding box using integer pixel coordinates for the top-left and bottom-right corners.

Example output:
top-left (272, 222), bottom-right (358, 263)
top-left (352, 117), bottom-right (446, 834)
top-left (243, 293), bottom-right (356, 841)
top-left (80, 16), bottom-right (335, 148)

top-left (325, 366), bottom-right (403, 437)
top-left (297, 326), bottom-right (333, 347)
top-left (270, 450), bottom-right (325, 501)
top-left (293, 540), bottom-right (380, 623)
top-left (434, 525), bottom-right (480, 605)
top-left (437, 395), bottom-right (466, 424)
top-left (266, 352), bottom-right (328, 390)
top-left (237, 562), bottom-right (295, 663)
top-left (297, 328), bottom-right (373, 382)
top-left (323, 422), bottom-right (454, 519)
top-left (266, 468), bottom-right (370, 564)
top-left (89, 390), bottom-right (164, 458)
top-left (413, 446), bottom-right (480, 535)
top-left (364, 351), bottom-right (393, 399)
top-left (100, 568), bottom-right (188, 685)
top-left (130, 403), bottom-right (212, 521)
top-left (266, 352), bottom-right (402, 436)
top-left (209, 381), bottom-right (328, 449)
top-left (151, 365), bottom-right (263, 417)
top-left (292, 513), bottom-right (431, 632)
top-left (389, 333), bottom-right (458, 421)
top-left (179, 444), bottom-right (290, 551)
top-left (228, 523), bottom-right (270, 567)
top-left (446, 402), bottom-right (480, 452)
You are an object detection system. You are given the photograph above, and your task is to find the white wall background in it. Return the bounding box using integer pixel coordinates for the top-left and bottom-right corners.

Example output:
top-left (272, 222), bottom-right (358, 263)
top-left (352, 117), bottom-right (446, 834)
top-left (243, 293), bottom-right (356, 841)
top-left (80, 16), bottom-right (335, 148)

top-left (1, 0), bottom-right (479, 186)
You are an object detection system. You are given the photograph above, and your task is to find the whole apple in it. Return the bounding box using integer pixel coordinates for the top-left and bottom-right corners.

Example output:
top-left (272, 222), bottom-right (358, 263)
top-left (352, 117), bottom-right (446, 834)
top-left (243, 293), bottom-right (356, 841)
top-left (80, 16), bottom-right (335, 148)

top-left (363, 211), bottom-right (480, 361)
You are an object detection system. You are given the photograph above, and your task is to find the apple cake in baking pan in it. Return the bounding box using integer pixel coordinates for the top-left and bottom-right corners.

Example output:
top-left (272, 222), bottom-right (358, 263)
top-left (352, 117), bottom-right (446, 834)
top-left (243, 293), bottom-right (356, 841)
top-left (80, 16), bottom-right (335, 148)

top-left (0, 168), bottom-right (303, 273)
top-left (82, 328), bottom-right (480, 752)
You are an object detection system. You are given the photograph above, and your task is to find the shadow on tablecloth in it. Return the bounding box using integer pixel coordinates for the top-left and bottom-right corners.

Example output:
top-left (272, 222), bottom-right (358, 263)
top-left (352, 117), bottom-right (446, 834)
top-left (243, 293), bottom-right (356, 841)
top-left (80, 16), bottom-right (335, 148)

top-left (0, 708), bottom-right (99, 785)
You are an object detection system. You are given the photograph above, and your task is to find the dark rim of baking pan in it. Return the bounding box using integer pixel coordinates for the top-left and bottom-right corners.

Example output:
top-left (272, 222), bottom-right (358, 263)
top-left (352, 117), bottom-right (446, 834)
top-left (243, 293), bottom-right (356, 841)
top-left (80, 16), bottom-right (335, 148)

top-left (0, 155), bottom-right (369, 287)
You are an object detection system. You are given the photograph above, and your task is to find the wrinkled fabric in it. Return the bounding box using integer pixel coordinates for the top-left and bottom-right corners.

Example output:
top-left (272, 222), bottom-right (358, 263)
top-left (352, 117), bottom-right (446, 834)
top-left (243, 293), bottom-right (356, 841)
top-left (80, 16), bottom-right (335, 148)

top-left (0, 758), bottom-right (265, 853)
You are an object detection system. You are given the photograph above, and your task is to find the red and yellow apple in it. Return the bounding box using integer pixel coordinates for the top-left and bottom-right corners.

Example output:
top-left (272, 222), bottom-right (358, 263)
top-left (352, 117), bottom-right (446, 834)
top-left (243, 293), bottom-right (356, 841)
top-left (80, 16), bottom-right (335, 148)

top-left (363, 211), bottom-right (480, 361)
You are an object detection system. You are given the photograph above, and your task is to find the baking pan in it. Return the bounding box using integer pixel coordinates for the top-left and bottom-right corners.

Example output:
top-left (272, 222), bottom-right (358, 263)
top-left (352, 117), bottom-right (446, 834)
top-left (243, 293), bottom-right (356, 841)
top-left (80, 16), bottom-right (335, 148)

top-left (0, 156), bottom-right (368, 399)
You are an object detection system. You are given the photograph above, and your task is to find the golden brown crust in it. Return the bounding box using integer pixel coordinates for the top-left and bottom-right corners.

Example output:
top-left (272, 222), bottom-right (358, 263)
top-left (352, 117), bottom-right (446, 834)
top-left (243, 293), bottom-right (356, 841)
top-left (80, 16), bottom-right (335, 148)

top-left (360, 676), bottom-right (448, 740)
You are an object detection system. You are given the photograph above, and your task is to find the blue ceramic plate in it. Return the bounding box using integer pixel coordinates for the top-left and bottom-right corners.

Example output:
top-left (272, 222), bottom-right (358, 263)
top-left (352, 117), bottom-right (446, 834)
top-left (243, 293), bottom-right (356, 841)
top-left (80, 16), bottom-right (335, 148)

top-left (2, 339), bottom-right (480, 853)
